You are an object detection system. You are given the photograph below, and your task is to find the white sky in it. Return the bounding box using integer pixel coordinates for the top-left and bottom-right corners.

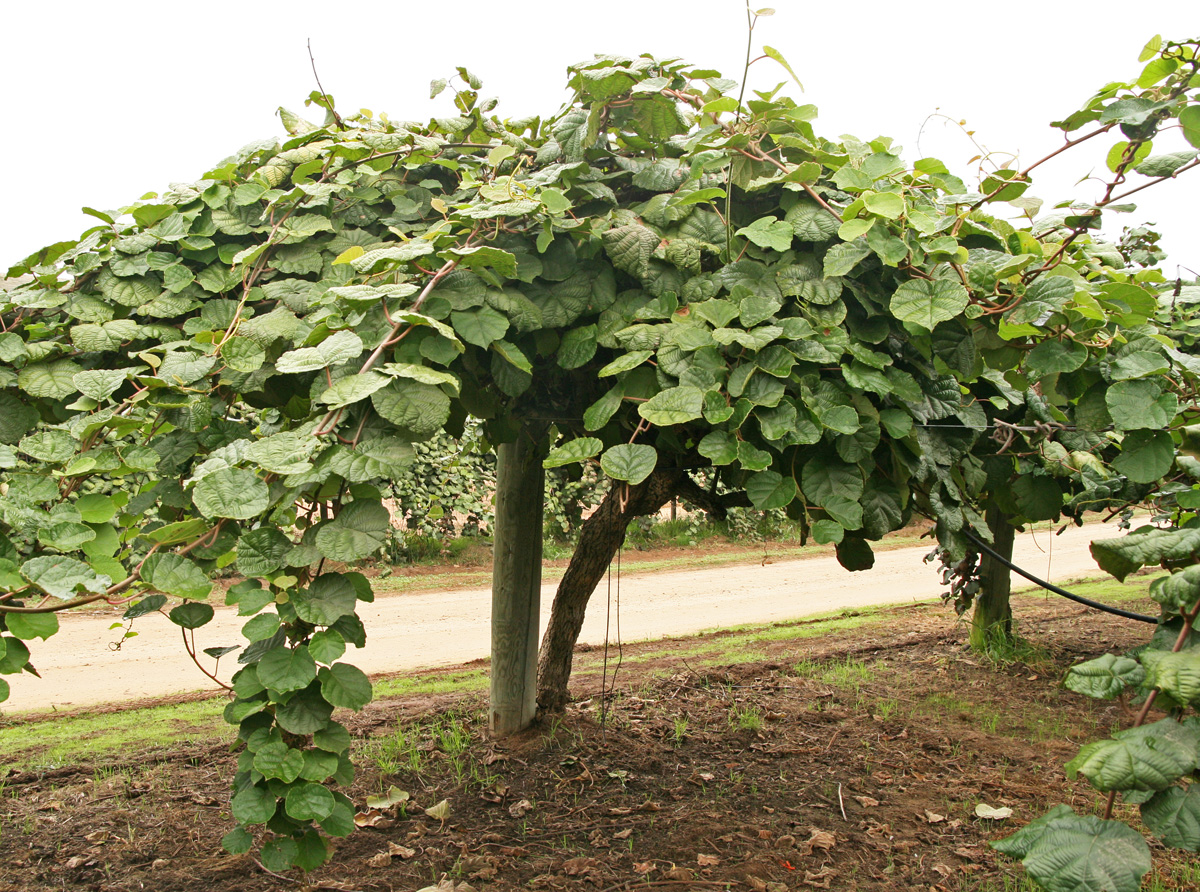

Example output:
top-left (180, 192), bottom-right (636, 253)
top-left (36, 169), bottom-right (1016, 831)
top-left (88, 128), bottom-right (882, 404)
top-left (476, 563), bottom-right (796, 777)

top-left (2, 1), bottom-right (1197, 274)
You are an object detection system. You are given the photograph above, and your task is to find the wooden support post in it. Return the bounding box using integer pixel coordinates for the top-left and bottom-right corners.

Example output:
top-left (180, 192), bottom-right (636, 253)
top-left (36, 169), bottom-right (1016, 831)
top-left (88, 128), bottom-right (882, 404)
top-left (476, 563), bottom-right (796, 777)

top-left (489, 432), bottom-right (545, 735)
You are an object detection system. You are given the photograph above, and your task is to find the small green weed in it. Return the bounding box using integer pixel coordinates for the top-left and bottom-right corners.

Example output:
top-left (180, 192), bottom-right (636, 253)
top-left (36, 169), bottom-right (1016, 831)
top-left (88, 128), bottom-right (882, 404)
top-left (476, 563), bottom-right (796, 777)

top-left (729, 704), bottom-right (763, 733)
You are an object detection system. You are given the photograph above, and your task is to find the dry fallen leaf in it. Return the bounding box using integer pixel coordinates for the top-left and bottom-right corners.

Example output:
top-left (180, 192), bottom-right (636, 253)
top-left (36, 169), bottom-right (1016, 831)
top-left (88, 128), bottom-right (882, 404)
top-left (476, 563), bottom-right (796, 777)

top-left (613, 828), bottom-right (632, 840)
top-left (424, 799), bottom-right (451, 821)
top-left (562, 856), bottom-right (597, 876)
top-left (508, 799), bottom-right (533, 818)
top-left (367, 852), bottom-right (391, 868)
top-left (633, 861), bottom-right (655, 875)
top-left (366, 785), bottom-right (410, 810)
top-left (974, 803), bottom-right (1014, 820)
top-left (664, 865), bottom-right (694, 881)
top-left (804, 828), bottom-right (837, 852)
top-left (697, 853), bottom-right (721, 867)
top-left (803, 866), bottom-right (837, 888)
top-left (854, 795), bottom-right (880, 808)
top-left (388, 842), bottom-right (417, 859)
top-left (924, 809), bottom-right (947, 824)
top-left (354, 809), bottom-right (389, 828)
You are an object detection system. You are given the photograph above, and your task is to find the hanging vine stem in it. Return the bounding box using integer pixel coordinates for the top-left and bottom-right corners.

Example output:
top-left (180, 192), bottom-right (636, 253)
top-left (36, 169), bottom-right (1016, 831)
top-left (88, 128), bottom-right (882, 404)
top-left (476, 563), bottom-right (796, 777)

top-left (180, 626), bottom-right (235, 693)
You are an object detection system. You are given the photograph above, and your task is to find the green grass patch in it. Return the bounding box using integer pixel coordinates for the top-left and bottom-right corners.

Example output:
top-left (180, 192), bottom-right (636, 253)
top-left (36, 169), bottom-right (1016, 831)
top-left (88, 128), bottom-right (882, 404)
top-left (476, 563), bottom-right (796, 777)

top-left (0, 698), bottom-right (227, 772)
top-left (372, 668), bottom-right (489, 698)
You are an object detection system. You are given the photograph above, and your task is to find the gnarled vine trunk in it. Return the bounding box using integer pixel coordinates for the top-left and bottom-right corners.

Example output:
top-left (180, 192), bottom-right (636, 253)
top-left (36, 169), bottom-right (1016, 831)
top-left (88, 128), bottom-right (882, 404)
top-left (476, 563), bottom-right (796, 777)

top-left (970, 500), bottom-right (1015, 652)
top-left (535, 470), bottom-right (748, 710)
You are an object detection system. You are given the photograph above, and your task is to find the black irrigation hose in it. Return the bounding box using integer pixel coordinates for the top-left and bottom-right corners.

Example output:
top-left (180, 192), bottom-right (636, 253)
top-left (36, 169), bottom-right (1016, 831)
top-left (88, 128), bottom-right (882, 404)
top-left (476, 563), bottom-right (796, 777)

top-left (962, 529), bottom-right (1158, 624)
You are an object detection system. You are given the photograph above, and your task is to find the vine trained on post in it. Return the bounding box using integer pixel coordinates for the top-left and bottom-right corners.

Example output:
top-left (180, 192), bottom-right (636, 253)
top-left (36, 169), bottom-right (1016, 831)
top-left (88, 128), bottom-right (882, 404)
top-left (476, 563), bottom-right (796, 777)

top-left (1, 33), bottom-right (1199, 875)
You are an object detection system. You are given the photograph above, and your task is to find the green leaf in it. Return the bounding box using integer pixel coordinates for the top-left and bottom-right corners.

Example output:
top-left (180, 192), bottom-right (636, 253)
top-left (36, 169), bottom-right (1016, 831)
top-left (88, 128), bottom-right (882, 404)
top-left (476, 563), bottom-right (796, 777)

top-left (293, 574), bottom-right (358, 626)
top-left (638, 385), bottom-right (704, 426)
top-left (1064, 654), bottom-right (1146, 700)
top-left (4, 612), bottom-right (59, 641)
top-left (802, 454), bottom-right (864, 507)
top-left (75, 494), bottom-right (117, 523)
top-left (73, 369), bottom-right (132, 402)
top-left (319, 663), bottom-right (373, 710)
top-left (447, 245), bottom-right (518, 278)
top-left (21, 556), bottom-right (111, 600)
top-left (242, 613), bottom-right (282, 642)
top-left (698, 430), bottom-right (739, 465)
top-left (735, 217), bottom-right (793, 252)
top-left (761, 45), bottom-right (804, 90)
top-left (144, 553), bottom-right (212, 599)
top-left (123, 594), bottom-right (166, 620)
top-left (811, 519), bottom-right (844, 545)
top-left (260, 838), bottom-right (298, 873)
top-left (598, 350), bottom-right (653, 377)
top-left (1113, 430), bottom-right (1175, 484)
top-left (602, 223), bottom-right (658, 279)
top-left (1025, 339), bottom-right (1088, 378)
top-left (1180, 104), bottom-right (1200, 150)
top-left (823, 241), bottom-right (870, 277)
top-left (890, 279), bottom-right (970, 331)
top-left (237, 528), bottom-right (294, 578)
top-left (275, 330), bottom-right (365, 374)
top-left (168, 602), bottom-right (214, 629)
top-left (327, 437), bottom-right (415, 482)
top-left (785, 200), bottom-right (839, 241)
top-left (286, 783), bottom-right (336, 821)
top-left (192, 468), bottom-right (270, 520)
top-left (1106, 379), bottom-right (1177, 431)
top-left (1150, 566), bottom-right (1200, 613)
top-left (370, 379), bottom-right (451, 440)
top-left (275, 684), bottom-right (334, 734)
top-left (257, 646), bottom-right (318, 694)
top-left (1141, 649), bottom-right (1200, 707)
top-left (315, 501), bottom-right (391, 562)
top-left (254, 741), bottom-right (305, 782)
top-left (317, 371), bottom-right (391, 409)
top-left (1067, 718), bottom-right (1200, 792)
top-left (863, 191), bottom-right (904, 219)
top-left (991, 805), bottom-right (1151, 892)
top-left (231, 783), bottom-right (277, 825)
top-left (746, 471), bottom-right (796, 510)
top-left (309, 629), bottom-right (346, 665)
top-left (18, 360), bottom-right (82, 400)
top-left (1141, 784), bottom-right (1200, 852)
top-left (451, 307), bottom-right (510, 349)
top-left (1091, 527), bottom-right (1200, 582)
top-left (600, 444), bottom-right (658, 485)
top-left (544, 437), bottom-right (603, 469)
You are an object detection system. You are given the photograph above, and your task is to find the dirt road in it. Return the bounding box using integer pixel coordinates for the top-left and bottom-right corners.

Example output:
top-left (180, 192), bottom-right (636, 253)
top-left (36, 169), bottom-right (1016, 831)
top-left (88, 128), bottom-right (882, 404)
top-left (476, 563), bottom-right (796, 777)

top-left (3, 522), bottom-right (1137, 713)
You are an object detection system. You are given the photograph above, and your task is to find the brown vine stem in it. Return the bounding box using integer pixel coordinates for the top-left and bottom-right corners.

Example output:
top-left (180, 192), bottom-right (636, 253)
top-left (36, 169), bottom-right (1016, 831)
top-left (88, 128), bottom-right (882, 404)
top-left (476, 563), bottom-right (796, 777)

top-left (312, 256), bottom-right (460, 438)
top-left (1102, 593), bottom-right (1200, 820)
top-left (306, 39), bottom-right (344, 131)
top-left (181, 626), bottom-right (234, 693)
top-left (739, 147), bottom-right (842, 221)
top-left (0, 521), bottom-right (224, 615)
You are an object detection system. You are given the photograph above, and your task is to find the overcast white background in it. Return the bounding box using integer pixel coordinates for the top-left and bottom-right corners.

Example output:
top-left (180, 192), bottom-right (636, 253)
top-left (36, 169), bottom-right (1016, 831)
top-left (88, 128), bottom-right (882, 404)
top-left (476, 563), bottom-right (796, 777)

top-left (2, 1), bottom-right (1196, 273)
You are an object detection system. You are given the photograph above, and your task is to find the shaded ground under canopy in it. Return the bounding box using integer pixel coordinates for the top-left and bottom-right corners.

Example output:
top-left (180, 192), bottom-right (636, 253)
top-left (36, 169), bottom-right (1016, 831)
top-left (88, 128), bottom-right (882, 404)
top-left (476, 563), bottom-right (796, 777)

top-left (2, 580), bottom-right (1196, 892)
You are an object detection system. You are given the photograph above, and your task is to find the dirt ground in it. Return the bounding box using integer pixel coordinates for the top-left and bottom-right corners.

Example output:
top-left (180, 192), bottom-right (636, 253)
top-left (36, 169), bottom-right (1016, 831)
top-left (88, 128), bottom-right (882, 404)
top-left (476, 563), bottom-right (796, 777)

top-left (1, 583), bottom-right (1194, 892)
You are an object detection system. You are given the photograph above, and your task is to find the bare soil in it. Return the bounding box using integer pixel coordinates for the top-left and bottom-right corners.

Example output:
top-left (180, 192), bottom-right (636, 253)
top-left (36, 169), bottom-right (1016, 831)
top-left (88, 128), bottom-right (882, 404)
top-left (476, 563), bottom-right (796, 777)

top-left (1, 586), bottom-right (1193, 892)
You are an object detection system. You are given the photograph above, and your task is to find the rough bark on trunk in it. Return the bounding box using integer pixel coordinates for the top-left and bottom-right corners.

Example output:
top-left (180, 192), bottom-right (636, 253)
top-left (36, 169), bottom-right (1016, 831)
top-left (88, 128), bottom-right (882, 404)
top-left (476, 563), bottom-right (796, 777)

top-left (489, 433), bottom-right (546, 735)
top-left (535, 470), bottom-right (749, 710)
top-left (970, 500), bottom-right (1015, 652)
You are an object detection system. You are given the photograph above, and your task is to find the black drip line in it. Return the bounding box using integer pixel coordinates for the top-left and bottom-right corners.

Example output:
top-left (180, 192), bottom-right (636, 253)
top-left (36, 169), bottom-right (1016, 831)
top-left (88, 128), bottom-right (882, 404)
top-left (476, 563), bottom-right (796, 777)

top-left (961, 529), bottom-right (1157, 624)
